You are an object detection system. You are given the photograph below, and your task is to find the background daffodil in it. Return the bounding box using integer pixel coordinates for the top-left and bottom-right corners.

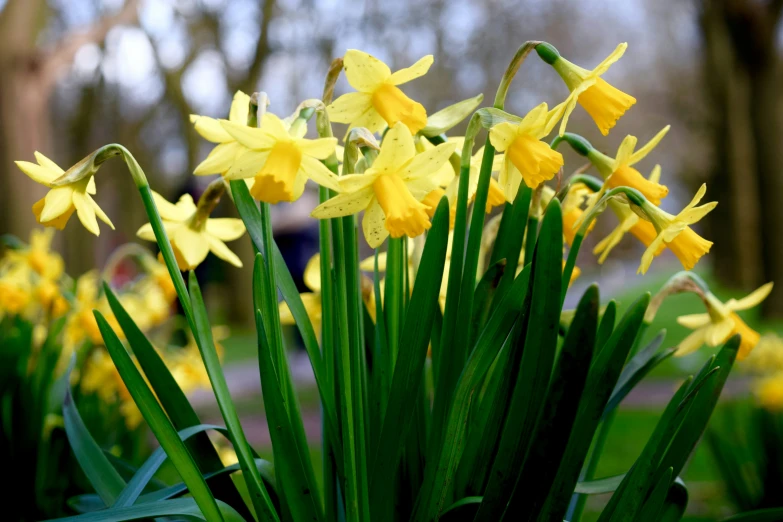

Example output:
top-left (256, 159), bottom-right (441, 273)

top-left (279, 254), bottom-right (323, 339)
top-left (548, 42), bottom-right (636, 136)
top-left (311, 122), bottom-right (455, 247)
top-left (327, 49), bottom-right (432, 134)
top-left (16, 152), bottom-right (113, 236)
top-left (191, 90), bottom-right (251, 176)
top-left (490, 102), bottom-right (566, 197)
top-left (677, 282), bottom-right (773, 359)
top-left (638, 183), bottom-right (717, 274)
top-left (220, 113), bottom-right (339, 203)
top-left (136, 191), bottom-right (246, 270)
top-left (588, 126), bottom-right (670, 205)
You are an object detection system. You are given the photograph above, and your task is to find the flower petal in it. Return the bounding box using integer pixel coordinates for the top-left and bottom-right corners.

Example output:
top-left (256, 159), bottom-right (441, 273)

top-left (373, 122), bottom-right (416, 173)
top-left (677, 313), bottom-right (712, 329)
top-left (206, 218), bottom-right (246, 241)
top-left (221, 120), bottom-right (277, 150)
top-left (195, 142), bottom-right (245, 176)
top-left (16, 160), bottom-right (59, 185)
top-left (34, 152), bottom-right (65, 174)
top-left (40, 187), bottom-right (75, 223)
top-left (728, 282), bottom-right (774, 311)
top-left (72, 190), bottom-right (100, 236)
top-left (327, 92), bottom-right (373, 124)
top-left (628, 126), bottom-right (670, 166)
top-left (208, 236), bottom-right (243, 267)
top-left (191, 115), bottom-right (232, 143)
top-left (389, 55), bottom-right (434, 85)
top-left (152, 191), bottom-right (194, 222)
top-left (338, 173), bottom-right (377, 193)
top-left (88, 195), bottom-right (114, 230)
top-left (517, 103), bottom-right (549, 135)
top-left (300, 155), bottom-right (340, 191)
top-left (224, 149), bottom-right (269, 180)
top-left (676, 327), bottom-right (708, 357)
top-left (229, 90), bottom-right (251, 123)
top-left (303, 254), bottom-right (322, 293)
top-left (311, 189), bottom-right (373, 219)
top-left (260, 113), bottom-right (291, 137)
top-left (343, 49), bottom-right (391, 92)
top-left (678, 201), bottom-right (717, 226)
top-left (362, 197), bottom-right (389, 248)
top-left (137, 221), bottom-right (180, 241)
top-left (347, 105), bottom-right (387, 134)
top-left (173, 227), bottom-right (210, 269)
top-left (489, 122), bottom-right (519, 152)
top-left (591, 42), bottom-right (628, 77)
top-left (614, 135), bottom-right (637, 167)
top-left (402, 142), bottom-right (456, 181)
top-left (298, 137), bottom-right (338, 160)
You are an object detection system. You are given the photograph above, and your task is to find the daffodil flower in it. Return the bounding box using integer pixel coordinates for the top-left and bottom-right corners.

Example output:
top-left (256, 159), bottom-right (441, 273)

top-left (753, 373), bottom-right (783, 411)
top-left (279, 254), bottom-right (323, 338)
top-left (677, 282), bottom-right (773, 359)
top-left (136, 191), bottom-right (246, 270)
top-left (16, 152), bottom-right (114, 236)
top-left (489, 103), bottom-right (566, 197)
top-left (638, 184), bottom-right (717, 274)
top-left (0, 262), bottom-right (33, 315)
top-left (219, 113), bottom-right (339, 204)
top-left (588, 127), bottom-right (670, 205)
top-left (540, 42), bottom-right (636, 136)
top-left (191, 90), bottom-right (252, 176)
top-left (10, 228), bottom-right (64, 281)
top-left (328, 49), bottom-right (432, 134)
top-left (311, 122), bottom-right (455, 247)
top-left (542, 184), bottom-right (594, 247)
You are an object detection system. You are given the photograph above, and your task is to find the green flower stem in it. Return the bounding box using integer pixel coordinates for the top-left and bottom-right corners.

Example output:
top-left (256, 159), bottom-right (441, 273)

top-left (568, 411), bottom-right (616, 522)
top-left (493, 41), bottom-right (543, 109)
top-left (385, 237), bottom-right (404, 368)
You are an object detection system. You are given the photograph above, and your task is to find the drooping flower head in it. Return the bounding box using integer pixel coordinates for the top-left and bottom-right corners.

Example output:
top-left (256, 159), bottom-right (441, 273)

top-left (677, 282), bottom-right (773, 360)
top-left (191, 90), bottom-right (252, 176)
top-left (16, 152), bottom-right (114, 236)
top-left (136, 190), bottom-right (246, 271)
top-left (537, 42), bottom-right (636, 136)
top-left (489, 103), bottom-right (566, 198)
top-left (542, 184), bottom-right (595, 247)
top-left (588, 127), bottom-right (670, 205)
top-left (220, 113), bottom-right (339, 204)
top-left (311, 122), bottom-right (455, 247)
top-left (637, 184), bottom-right (717, 274)
top-left (328, 50), bottom-right (432, 134)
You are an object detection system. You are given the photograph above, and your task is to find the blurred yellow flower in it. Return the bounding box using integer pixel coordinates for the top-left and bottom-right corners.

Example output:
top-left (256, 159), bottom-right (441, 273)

top-left (16, 152), bottom-right (113, 235)
top-left (220, 114), bottom-right (339, 203)
top-left (588, 127), bottom-right (670, 205)
top-left (192, 90), bottom-right (252, 176)
top-left (638, 184), bottom-right (716, 274)
top-left (677, 282), bottom-right (773, 360)
top-left (0, 262), bottom-right (33, 315)
top-left (311, 123), bottom-right (455, 247)
top-left (328, 50), bottom-right (432, 134)
top-left (279, 254), bottom-right (323, 339)
top-left (137, 192), bottom-right (246, 270)
top-left (547, 43), bottom-right (636, 136)
top-left (753, 373), bottom-right (783, 411)
top-left (489, 103), bottom-right (565, 194)
top-left (63, 271), bottom-right (121, 353)
top-left (17, 228), bottom-right (64, 280)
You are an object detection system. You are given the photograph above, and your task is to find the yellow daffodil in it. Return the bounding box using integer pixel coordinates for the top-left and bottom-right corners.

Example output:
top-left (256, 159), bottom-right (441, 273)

top-left (191, 90), bottom-right (251, 175)
top-left (328, 50), bottom-right (432, 134)
top-left (743, 334), bottom-right (783, 375)
top-left (489, 103), bottom-right (566, 196)
top-left (16, 152), bottom-right (113, 235)
top-left (588, 127), bottom-right (670, 205)
top-left (35, 278), bottom-right (69, 317)
top-left (14, 228), bottom-right (64, 280)
top-left (677, 282), bottom-right (773, 360)
top-left (219, 113), bottom-right (339, 204)
top-left (541, 184), bottom-right (594, 247)
top-left (311, 123), bottom-right (455, 247)
top-left (753, 373), bottom-right (783, 411)
top-left (279, 254), bottom-right (323, 339)
top-left (137, 192), bottom-right (246, 271)
top-left (0, 262), bottom-right (33, 315)
top-left (638, 184), bottom-right (716, 274)
top-left (540, 42), bottom-right (636, 136)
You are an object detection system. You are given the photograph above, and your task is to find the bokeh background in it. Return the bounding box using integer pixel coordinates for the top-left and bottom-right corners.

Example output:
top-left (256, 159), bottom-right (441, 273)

top-left (2, 0), bottom-right (782, 518)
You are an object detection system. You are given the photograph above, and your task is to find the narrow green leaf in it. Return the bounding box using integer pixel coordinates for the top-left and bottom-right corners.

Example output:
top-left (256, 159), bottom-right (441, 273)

top-left (596, 300), bottom-right (616, 352)
top-left (721, 508), bottom-right (783, 522)
top-left (469, 259), bottom-right (507, 348)
top-left (94, 311), bottom-right (224, 522)
top-left (43, 498), bottom-right (245, 522)
top-left (420, 94), bottom-right (484, 137)
top-left (574, 474), bottom-right (626, 495)
top-left (440, 496), bottom-right (483, 522)
top-left (636, 467), bottom-right (673, 522)
top-left (658, 478), bottom-right (688, 522)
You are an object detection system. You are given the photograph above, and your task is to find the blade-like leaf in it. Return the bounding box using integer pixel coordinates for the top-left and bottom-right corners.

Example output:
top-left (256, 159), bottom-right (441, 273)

top-left (43, 498), bottom-right (245, 522)
top-left (421, 94), bottom-right (484, 137)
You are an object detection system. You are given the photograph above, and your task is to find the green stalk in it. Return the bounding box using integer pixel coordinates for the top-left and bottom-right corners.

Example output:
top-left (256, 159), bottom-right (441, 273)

top-left (385, 237), bottom-right (404, 369)
top-left (568, 411), bottom-right (616, 522)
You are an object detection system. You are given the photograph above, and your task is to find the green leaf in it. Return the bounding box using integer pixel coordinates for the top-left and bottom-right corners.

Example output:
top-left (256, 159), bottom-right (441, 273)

top-left (476, 107), bottom-right (523, 128)
top-left (103, 284), bottom-right (248, 515)
top-left (188, 272), bottom-right (279, 522)
top-left (493, 182), bottom-right (533, 296)
top-left (369, 198), bottom-right (450, 519)
top-left (256, 310), bottom-right (324, 522)
top-left (440, 497), bottom-right (483, 522)
top-left (635, 467), bottom-right (673, 522)
top-left (94, 311), bottom-right (225, 522)
top-left (721, 509), bottom-right (783, 522)
top-left (420, 94), bottom-right (484, 137)
top-left (63, 370), bottom-right (125, 506)
top-left (574, 474), bottom-right (626, 495)
top-left (658, 478), bottom-right (688, 522)
top-left (501, 284), bottom-right (597, 522)
top-left (42, 498), bottom-right (245, 522)
top-left (541, 294), bottom-right (650, 521)
top-left (469, 259), bottom-right (507, 348)
top-left (596, 300), bottom-right (617, 352)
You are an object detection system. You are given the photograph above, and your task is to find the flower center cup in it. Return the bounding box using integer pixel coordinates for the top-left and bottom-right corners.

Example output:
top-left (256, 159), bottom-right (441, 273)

top-left (371, 83), bottom-right (428, 134)
top-left (373, 174), bottom-right (431, 238)
top-left (250, 141), bottom-right (303, 204)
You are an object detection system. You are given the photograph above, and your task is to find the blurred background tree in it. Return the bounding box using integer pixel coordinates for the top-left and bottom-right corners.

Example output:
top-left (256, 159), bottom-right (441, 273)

top-left (2, 0), bottom-right (783, 321)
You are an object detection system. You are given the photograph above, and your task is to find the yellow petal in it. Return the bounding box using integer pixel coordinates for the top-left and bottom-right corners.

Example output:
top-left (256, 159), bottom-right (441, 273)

top-left (89, 195), bottom-right (115, 230)
top-left (16, 160), bottom-right (59, 186)
top-left (191, 115), bottom-right (232, 143)
top-left (87, 176), bottom-right (97, 195)
top-left (339, 173), bottom-right (377, 193)
top-left (592, 42), bottom-right (628, 77)
top-left (220, 120), bottom-right (278, 150)
top-left (300, 155), bottom-right (340, 191)
top-left (297, 137), bottom-right (338, 160)
top-left (346, 105), bottom-right (387, 134)
top-left (542, 101), bottom-right (567, 137)
top-left (557, 94), bottom-right (581, 136)
top-left (578, 78), bottom-right (636, 136)
top-left (194, 142), bottom-right (245, 176)
top-left (517, 103), bottom-right (549, 136)
top-left (208, 236), bottom-right (243, 267)
top-left (373, 123), bottom-right (416, 173)
top-left (505, 135), bottom-right (563, 189)
top-left (401, 141), bottom-right (456, 181)
top-left (327, 92), bottom-right (374, 124)
top-left (303, 254), bottom-right (322, 293)
top-left (638, 234), bottom-right (665, 274)
top-left (206, 218), bottom-right (246, 241)
top-left (389, 55), bottom-right (434, 85)
top-left (72, 190), bottom-right (100, 236)
top-left (152, 191), bottom-right (194, 222)
top-left (136, 221), bottom-right (181, 241)
top-left (34, 152), bottom-right (65, 174)
top-left (259, 113), bottom-right (291, 138)
top-left (615, 135), bottom-right (638, 166)
top-left (648, 165), bottom-right (662, 184)
top-left (497, 157), bottom-right (523, 203)
top-left (371, 84), bottom-right (427, 134)
top-left (678, 201), bottom-right (717, 226)
top-left (224, 149), bottom-right (269, 181)
top-left (667, 227), bottom-right (712, 271)
top-left (372, 174), bottom-right (431, 240)
top-left (628, 126), bottom-right (670, 166)
top-left (362, 197), bottom-right (390, 248)
top-left (311, 189), bottom-right (374, 219)
top-left (677, 313), bottom-right (712, 329)
top-left (343, 49), bottom-right (391, 92)
top-left (676, 328), bottom-right (708, 357)
top-left (728, 282), bottom-right (774, 311)
top-left (229, 90), bottom-right (251, 123)
top-left (40, 187), bottom-right (75, 223)
top-left (489, 122), bottom-right (519, 152)
top-left (173, 227), bottom-right (210, 270)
